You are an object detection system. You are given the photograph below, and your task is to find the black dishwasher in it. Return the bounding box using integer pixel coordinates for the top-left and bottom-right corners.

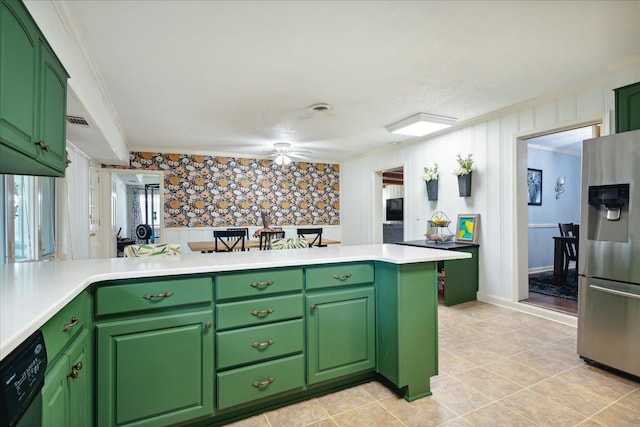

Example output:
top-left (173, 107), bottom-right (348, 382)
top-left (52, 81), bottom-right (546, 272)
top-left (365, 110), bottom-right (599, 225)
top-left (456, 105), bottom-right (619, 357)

top-left (0, 330), bottom-right (47, 427)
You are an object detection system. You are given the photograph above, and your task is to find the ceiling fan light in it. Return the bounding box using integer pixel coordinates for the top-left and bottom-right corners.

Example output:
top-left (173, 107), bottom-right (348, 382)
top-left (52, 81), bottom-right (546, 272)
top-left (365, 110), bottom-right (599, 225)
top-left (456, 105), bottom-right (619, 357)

top-left (385, 113), bottom-right (457, 137)
top-left (274, 153), bottom-right (291, 166)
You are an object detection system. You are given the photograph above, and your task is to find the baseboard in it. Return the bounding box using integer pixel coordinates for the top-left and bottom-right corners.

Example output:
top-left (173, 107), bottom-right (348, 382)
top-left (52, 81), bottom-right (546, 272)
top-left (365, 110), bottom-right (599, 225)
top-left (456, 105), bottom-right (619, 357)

top-left (528, 266), bottom-right (553, 274)
top-left (477, 293), bottom-right (577, 328)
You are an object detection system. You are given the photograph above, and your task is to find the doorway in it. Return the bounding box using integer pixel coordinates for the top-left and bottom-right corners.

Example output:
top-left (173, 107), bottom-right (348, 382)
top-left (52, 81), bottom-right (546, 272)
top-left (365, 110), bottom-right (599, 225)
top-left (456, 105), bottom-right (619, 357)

top-left (381, 166), bottom-right (404, 243)
top-left (517, 123), bottom-right (601, 315)
top-left (99, 169), bottom-right (164, 258)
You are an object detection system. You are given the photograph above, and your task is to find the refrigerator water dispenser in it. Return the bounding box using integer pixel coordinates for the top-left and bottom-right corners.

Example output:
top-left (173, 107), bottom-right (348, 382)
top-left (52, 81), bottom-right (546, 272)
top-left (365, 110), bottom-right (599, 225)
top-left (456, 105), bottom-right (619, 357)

top-left (587, 183), bottom-right (630, 242)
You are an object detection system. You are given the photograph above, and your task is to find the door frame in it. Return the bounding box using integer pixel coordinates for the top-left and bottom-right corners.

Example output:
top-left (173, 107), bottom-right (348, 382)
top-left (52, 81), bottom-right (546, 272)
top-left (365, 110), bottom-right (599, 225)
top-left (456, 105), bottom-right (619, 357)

top-left (513, 113), bottom-right (609, 303)
top-left (373, 163), bottom-right (405, 244)
top-left (98, 168), bottom-right (165, 258)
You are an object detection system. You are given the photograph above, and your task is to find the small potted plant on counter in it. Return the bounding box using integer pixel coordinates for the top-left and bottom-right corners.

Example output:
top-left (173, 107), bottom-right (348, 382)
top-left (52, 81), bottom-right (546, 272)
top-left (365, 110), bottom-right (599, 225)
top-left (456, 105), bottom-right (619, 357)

top-left (454, 153), bottom-right (473, 197)
top-left (421, 163), bottom-right (439, 201)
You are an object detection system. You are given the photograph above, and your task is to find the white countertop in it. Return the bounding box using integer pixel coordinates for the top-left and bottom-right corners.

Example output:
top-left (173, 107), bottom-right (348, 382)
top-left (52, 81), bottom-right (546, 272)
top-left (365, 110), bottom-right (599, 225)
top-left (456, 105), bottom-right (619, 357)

top-left (0, 244), bottom-right (470, 360)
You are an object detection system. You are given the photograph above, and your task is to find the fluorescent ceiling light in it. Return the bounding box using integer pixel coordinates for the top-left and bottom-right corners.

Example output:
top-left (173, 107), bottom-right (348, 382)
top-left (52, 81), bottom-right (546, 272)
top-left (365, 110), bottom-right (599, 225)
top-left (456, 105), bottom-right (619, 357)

top-left (386, 113), bottom-right (457, 137)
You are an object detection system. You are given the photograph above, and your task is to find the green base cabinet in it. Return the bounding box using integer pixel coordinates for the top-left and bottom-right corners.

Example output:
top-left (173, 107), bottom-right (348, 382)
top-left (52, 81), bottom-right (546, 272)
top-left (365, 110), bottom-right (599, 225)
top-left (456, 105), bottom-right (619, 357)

top-left (42, 328), bottom-right (92, 426)
top-left (376, 262), bottom-right (438, 401)
top-left (96, 311), bottom-right (214, 427)
top-left (306, 287), bottom-right (376, 384)
top-left (441, 247), bottom-right (479, 306)
top-left (0, 0), bottom-right (68, 177)
top-left (615, 82), bottom-right (640, 133)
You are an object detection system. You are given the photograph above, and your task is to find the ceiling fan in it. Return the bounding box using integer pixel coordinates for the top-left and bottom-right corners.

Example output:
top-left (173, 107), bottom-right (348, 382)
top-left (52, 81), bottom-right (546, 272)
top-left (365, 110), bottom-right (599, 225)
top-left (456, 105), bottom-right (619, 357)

top-left (269, 142), bottom-right (312, 165)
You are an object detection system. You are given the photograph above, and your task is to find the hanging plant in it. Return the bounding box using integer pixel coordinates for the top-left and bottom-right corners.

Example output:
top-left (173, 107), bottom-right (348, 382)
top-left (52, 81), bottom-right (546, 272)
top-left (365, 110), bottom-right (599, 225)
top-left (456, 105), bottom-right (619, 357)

top-left (454, 153), bottom-right (474, 197)
top-left (421, 163), bottom-right (439, 201)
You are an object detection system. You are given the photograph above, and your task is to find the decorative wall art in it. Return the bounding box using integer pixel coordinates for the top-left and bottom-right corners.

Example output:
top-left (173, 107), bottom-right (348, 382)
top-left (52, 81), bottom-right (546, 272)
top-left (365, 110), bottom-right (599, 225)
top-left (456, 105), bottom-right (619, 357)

top-left (455, 214), bottom-right (480, 244)
top-left (527, 168), bottom-right (543, 206)
top-left (106, 152), bottom-right (340, 228)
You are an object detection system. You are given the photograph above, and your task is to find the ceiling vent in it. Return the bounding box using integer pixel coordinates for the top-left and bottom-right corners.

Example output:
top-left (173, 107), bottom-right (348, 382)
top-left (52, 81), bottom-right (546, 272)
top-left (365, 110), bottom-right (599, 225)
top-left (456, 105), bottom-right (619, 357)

top-left (66, 115), bottom-right (90, 127)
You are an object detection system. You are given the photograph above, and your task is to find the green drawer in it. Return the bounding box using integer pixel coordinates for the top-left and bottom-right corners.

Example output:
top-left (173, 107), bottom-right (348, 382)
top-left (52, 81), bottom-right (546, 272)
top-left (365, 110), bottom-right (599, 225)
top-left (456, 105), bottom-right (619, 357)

top-left (305, 262), bottom-right (374, 290)
top-left (217, 319), bottom-right (303, 369)
top-left (216, 294), bottom-right (302, 330)
top-left (216, 267), bottom-right (303, 300)
top-left (41, 291), bottom-right (90, 363)
top-left (217, 354), bottom-right (304, 409)
top-left (95, 275), bottom-right (213, 316)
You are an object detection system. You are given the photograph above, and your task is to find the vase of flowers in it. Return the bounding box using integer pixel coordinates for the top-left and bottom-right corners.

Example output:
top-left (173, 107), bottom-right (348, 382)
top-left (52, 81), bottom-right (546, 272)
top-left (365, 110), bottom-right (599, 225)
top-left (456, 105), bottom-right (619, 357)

top-left (421, 163), bottom-right (439, 201)
top-left (454, 153), bottom-right (473, 197)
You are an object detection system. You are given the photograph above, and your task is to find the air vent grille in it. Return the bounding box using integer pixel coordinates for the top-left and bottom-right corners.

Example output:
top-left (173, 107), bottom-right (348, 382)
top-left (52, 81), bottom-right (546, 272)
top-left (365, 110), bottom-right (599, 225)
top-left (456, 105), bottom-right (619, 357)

top-left (66, 115), bottom-right (90, 126)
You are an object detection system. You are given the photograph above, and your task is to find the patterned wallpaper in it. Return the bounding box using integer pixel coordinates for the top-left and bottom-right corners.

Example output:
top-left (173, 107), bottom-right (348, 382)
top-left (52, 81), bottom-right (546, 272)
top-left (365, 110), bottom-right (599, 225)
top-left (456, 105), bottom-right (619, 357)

top-left (107, 152), bottom-right (340, 228)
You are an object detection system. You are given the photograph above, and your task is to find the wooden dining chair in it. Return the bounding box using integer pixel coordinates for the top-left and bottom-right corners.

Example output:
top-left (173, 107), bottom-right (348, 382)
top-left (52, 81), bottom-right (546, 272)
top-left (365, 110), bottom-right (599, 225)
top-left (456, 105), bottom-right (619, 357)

top-left (558, 223), bottom-right (578, 278)
top-left (259, 231), bottom-right (285, 250)
top-left (296, 228), bottom-right (326, 247)
top-left (213, 230), bottom-right (247, 252)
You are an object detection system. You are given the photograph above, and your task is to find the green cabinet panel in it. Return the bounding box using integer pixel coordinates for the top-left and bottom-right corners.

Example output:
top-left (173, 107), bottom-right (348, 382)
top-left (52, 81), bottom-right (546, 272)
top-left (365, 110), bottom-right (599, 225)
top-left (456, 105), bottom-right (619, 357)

top-left (376, 262), bottom-right (437, 401)
top-left (305, 262), bottom-right (374, 289)
top-left (216, 267), bottom-right (303, 300)
top-left (41, 328), bottom-right (91, 427)
top-left (217, 319), bottom-right (303, 369)
top-left (36, 42), bottom-right (67, 171)
top-left (0, 0), bottom-right (38, 157)
top-left (41, 354), bottom-right (69, 426)
top-left (306, 287), bottom-right (375, 384)
top-left (216, 294), bottom-right (302, 330)
top-left (217, 354), bottom-right (304, 409)
top-left (441, 247), bottom-right (479, 306)
top-left (95, 275), bottom-right (213, 316)
top-left (96, 311), bottom-right (214, 427)
top-left (615, 82), bottom-right (640, 133)
top-left (0, 0), bottom-right (68, 177)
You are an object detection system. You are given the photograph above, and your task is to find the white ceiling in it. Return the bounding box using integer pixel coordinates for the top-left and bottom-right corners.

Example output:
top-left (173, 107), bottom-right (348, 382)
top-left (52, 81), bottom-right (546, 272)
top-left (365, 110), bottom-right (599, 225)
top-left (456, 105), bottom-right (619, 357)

top-left (61, 1), bottom-right (640, 164)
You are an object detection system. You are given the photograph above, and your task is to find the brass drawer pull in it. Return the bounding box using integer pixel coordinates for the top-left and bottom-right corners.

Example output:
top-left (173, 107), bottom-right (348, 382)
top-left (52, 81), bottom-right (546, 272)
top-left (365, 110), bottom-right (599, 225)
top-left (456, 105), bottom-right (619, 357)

top-left (204, 322), bottom-right (213, 329)
top-left (252, 377), bottom-right (275, 388)
top-left (251, 308), bottom-right (275, 317)
top-left (67, 361), bottom-right (83, 379)
top-left (250, 280), bottom-right (274, 288)
top-left (332, 273), bottom-right (352, 280)
top-left (143, 291), bottom-right (174, 300)
top-left (35, 140), bottom-right (50, 152)
top-left (62, 317), bottom-right (79, 332)
top-left (251, 339), bottom-right (275, 349)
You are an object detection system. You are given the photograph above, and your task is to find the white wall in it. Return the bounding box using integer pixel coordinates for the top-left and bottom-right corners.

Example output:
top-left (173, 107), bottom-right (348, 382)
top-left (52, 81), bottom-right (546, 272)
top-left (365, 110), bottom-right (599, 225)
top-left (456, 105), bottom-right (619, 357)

top-left (341, 65), bottom-right (640, 306)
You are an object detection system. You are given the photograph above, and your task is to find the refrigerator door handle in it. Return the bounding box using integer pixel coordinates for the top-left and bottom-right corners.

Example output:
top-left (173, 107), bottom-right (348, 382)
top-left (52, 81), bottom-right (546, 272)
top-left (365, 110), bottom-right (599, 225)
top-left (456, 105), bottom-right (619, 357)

top-left (589, 284), bottom-right (640, 300)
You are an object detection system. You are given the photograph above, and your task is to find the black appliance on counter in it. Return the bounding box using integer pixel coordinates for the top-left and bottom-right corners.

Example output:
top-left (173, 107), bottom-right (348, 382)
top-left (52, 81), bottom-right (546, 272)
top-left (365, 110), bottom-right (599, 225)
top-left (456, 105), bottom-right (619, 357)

top-left (0, 331), bottom-right (47, 427)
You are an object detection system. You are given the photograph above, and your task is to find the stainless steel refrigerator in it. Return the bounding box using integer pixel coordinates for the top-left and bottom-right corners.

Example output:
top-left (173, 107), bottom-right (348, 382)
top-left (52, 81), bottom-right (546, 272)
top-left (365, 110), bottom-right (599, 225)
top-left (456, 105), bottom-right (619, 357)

top-left (578, 129), bottom-right (640, 378)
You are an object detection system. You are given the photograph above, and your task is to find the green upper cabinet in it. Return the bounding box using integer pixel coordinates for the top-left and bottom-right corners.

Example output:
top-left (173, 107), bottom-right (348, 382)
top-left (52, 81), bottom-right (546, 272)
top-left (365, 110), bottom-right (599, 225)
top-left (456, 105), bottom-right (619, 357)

top-left (0, 0), bottom-right (68, 177)
top-left (615, 82), bottom-right (640, 133)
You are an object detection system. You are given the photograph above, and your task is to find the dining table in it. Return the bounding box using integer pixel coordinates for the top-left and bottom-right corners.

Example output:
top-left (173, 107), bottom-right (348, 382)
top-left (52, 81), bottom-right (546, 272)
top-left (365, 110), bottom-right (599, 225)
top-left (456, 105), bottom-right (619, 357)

top-left (187, 238), bottom-right (341, 253)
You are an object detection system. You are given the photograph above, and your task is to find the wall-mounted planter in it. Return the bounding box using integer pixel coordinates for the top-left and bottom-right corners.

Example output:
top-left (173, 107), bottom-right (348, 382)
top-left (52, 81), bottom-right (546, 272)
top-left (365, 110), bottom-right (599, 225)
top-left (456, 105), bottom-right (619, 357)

top-left (425, 180), bottom-right (438, 201)
top-left (457, 173), bottom-right (472, 197)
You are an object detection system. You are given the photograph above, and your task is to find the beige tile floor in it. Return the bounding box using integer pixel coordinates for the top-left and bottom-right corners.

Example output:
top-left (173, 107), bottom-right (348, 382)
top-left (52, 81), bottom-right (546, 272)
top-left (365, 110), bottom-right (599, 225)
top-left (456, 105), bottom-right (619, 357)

top-left (224, 301), bottom-right (640, 427)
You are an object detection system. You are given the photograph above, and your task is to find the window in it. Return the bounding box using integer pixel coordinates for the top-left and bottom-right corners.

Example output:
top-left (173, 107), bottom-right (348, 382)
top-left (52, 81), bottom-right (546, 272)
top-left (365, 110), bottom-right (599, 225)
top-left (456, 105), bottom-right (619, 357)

top-left (0, 175), bottom-right (56, 264)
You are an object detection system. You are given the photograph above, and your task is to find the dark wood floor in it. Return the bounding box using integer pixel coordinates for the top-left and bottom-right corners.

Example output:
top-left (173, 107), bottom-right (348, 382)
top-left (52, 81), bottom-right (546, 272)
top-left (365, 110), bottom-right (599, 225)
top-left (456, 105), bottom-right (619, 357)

top-left (521, 292), bottom-right (577, 316)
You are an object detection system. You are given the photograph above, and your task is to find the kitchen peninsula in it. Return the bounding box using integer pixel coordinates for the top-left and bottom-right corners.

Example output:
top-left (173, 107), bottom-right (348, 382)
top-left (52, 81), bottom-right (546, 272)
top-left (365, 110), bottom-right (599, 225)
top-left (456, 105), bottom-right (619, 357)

top-left (1, 244), bottom-right (470, 426)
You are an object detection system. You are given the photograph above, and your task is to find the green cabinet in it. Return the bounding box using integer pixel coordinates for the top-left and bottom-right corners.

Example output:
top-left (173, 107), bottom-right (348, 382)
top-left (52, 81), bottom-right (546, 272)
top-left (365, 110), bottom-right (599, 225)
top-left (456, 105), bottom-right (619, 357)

top-left (96, 311), bottom-right (214, 427)
top-left (42, 328), bottom-right (91, 427)
top-left (0, 0), bottom-right (68, 177)
top-left (615, 82), bottom-right (640, 133)
top-left (440, 246), bottom-right (479, 306)
top-left (306, 287), bottom-right (375, 384)
top-left (376, 262), bottom-right (438, 401)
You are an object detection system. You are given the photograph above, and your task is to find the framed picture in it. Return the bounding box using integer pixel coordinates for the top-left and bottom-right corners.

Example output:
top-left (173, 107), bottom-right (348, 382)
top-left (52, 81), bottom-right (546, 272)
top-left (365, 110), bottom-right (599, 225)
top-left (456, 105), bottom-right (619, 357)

top-left (455, 214), bottom-right (480, 244)
top-left (527, 168), bottom-right (542, 206)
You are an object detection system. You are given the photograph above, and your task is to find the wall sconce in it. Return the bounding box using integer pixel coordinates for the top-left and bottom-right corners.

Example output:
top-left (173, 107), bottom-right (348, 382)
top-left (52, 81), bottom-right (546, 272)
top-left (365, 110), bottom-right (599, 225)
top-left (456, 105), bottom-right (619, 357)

top-left (555, 176), bottom-right (565, 199)
top-left (385, 113), bottom-right (457, 137)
